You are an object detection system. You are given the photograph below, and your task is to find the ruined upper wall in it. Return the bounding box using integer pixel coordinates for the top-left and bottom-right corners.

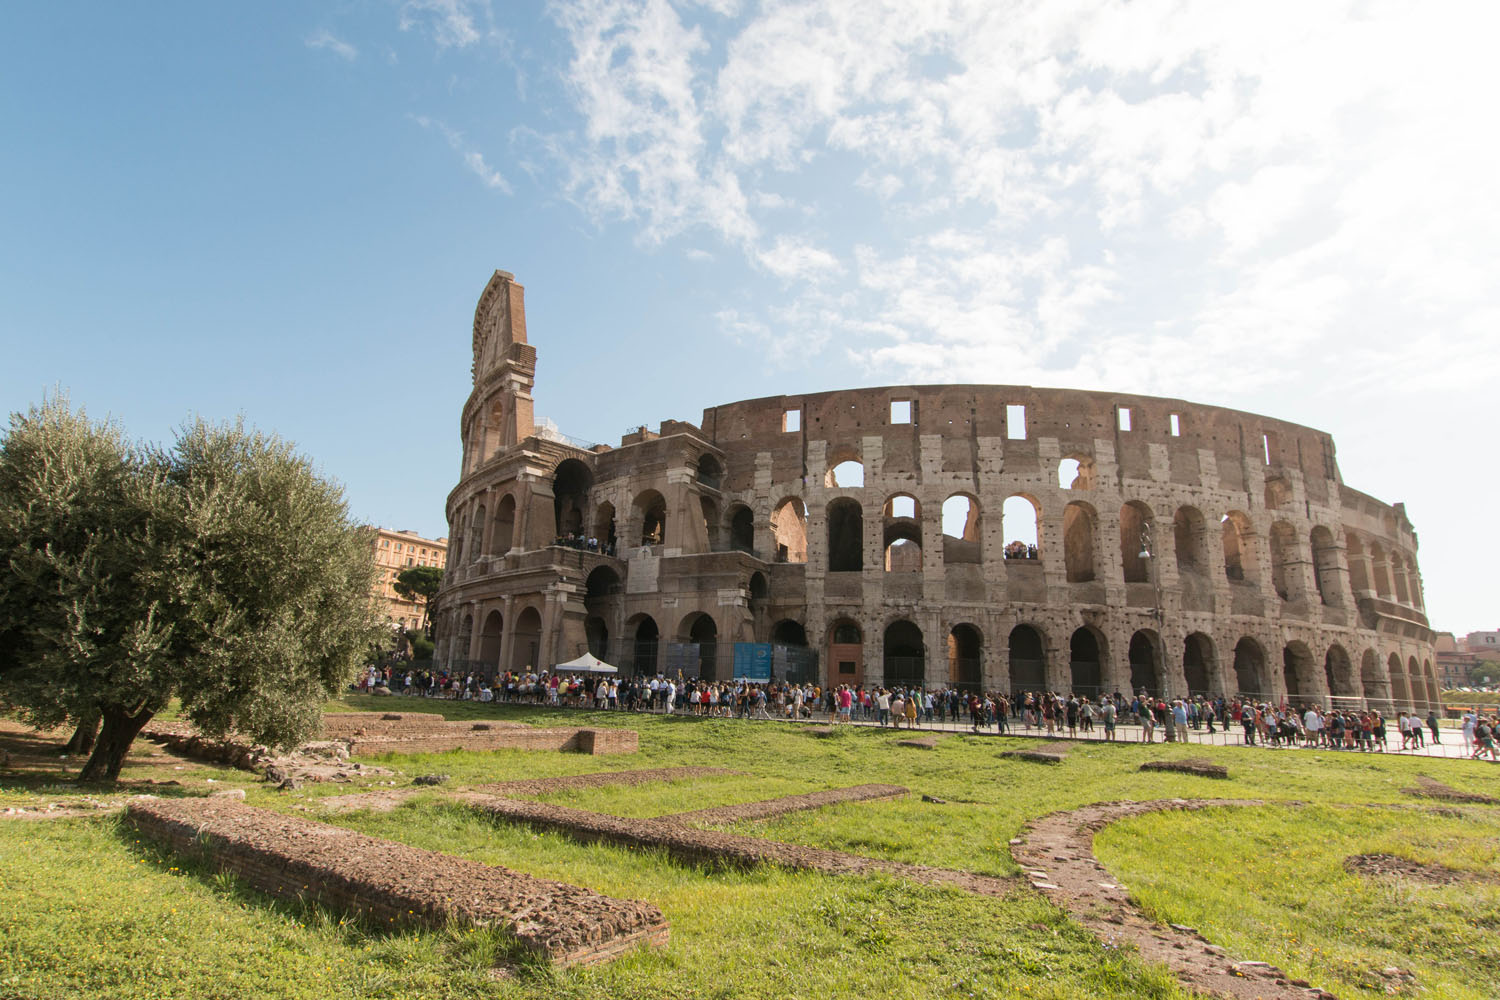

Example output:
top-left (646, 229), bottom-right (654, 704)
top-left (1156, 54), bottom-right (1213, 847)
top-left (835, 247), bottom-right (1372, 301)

top-left (702, 385), bottom-right (1342, 501)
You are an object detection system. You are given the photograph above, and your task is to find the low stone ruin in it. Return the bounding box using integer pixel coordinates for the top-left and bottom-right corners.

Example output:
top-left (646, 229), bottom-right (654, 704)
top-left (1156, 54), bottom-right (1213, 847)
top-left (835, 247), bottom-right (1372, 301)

top-left (1400, 774), bottom-right (1497, 804)
top-left (126, 797), bottom-right (668, 968)
top-left (1139, 758), bottom-right (1230, 779)
top-left (656, 784), bottom-right (908, 827)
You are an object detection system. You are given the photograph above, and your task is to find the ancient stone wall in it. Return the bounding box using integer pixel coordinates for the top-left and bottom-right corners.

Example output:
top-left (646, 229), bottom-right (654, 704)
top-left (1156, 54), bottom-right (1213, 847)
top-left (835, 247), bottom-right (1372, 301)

top-left (437, 271), bottom-right (1439, 713)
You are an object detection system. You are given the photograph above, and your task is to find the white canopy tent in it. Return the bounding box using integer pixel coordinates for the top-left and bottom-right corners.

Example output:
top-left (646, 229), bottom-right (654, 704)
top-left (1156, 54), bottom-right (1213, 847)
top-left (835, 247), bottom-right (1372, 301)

top-left (552, 651), bottom-right (619, 674)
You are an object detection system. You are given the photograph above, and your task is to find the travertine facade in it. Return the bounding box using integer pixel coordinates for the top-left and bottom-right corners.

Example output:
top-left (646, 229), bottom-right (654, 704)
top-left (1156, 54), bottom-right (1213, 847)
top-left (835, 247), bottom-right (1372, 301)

top-left (437, 271), bottom-right (1440, 710)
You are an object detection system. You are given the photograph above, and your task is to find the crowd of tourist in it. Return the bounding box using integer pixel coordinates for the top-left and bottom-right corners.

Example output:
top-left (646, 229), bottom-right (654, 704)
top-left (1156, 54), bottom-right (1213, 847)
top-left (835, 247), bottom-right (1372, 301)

top-left (356, 664), bottom-right (1496, 757)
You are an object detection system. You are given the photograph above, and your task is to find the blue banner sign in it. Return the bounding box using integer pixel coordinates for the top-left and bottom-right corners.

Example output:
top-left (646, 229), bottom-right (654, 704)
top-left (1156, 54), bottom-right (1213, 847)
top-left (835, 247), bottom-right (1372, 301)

top-left (733, 642), bottom-right (773, 681)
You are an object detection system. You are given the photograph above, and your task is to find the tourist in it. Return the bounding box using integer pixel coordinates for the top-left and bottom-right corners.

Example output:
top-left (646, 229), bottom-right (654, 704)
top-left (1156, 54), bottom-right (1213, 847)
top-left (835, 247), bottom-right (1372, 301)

top-left (1470, 716), bottom-right (1498, 761)
top-left (904, 693), bottom-right (919, 729)
top-left (1426, 710), bottom-right (1441, 745)
top-left (1101, 697), bottom-right (1117, 741)
top-left (1172, 699), bottom-right (1188, 743)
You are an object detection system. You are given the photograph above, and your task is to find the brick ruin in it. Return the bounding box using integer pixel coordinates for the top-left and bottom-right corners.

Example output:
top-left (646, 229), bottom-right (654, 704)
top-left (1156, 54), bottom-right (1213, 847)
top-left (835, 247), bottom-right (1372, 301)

top-left (437, 270), bottom-right (1440, 713)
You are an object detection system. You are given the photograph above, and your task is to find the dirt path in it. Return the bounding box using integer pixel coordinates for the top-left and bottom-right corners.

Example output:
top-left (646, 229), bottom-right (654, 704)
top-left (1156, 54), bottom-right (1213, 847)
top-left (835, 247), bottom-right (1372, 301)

top-left (1010, 799), bottom-right (1339, 1000)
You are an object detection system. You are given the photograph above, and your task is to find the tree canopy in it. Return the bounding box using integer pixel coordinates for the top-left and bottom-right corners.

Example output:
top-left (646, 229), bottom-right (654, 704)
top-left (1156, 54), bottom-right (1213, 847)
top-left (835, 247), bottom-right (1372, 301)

top-left (393, 564), bottom-right (444, 634)
top-left (0, 399), bottom-right (384, 781)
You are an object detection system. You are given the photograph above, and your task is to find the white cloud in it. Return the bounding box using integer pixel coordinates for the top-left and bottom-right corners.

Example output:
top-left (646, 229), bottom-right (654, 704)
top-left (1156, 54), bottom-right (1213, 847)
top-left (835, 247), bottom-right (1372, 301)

top-left (756, 237), bottom-right (842, 281)
top-left (305, 29), bottom-right (357, 61)
top-left (399, 0), bottom-right (487, 48)
top-left (412, 115), bottom-right (512, 194)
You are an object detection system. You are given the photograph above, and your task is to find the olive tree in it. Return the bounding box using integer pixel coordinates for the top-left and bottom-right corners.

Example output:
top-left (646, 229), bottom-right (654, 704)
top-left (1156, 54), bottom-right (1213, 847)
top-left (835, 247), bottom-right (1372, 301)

top-left (0, 400), bottom-right (384, 781)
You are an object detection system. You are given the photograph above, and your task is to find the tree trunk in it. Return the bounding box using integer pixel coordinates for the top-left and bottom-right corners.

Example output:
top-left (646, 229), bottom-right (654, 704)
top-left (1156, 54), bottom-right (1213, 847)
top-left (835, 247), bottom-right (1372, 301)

top-left (64, 709), bottom-right (102, 755)
top-left (76, 706), bottom-right (153, 783)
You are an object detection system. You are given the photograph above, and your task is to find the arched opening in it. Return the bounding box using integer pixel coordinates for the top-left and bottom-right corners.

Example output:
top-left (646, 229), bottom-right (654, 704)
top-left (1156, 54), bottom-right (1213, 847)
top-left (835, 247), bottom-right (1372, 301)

top-left (947, 624), bottom-right (982, 689)
top-left (826, 497), bottom-right (863, 572)
top-left (468, 504), bottom-right (486, 564)
top-left (1063, 502), bottom-right (1096, 582)
top-left (1002, 495), bottom-right (1041, 560)
top-left (1345, 532), bottom-right (1369, 593)
top-left (1008, 624), bottom-right (1046, 693)
top-left (883, 620), bottom-right (924, 686)
top-left (1222, 511), bottom-right (1257, 583)
top-left (1423, 659), bottom-right (1438, 706)
top-left (941, 493), bottom-right (982, 564)
top-left (629, 615), bottom-right (660, 676)
top-left (1269, 521), bottom-right (1304, 602)
top-left (1058, 455), bottom-right (1097, 490)
top-left (1359, 649), bottom-right (1389, 707)
top-left (635, 490), bottom-right (667, 547)
top-left (828, 618), bottom-right (863, 686)
top-left (1369, 542), bottom-right (1393, 598)
top-left (748, 571), bottom-right (769, 602)
top-left (509, 606), bottom-right (542, 673)
top-left (478, 611), bottom-right (502, 667)
top-left (773, 619), bottom-right (808, 646)
top-left (1408, 655), bottom-right (1423, 707)
top-left (585, 616), bottom-right (609, 661)
top-left (1310, 526), bottom-right (1340, 605)
top-left (1173, 506), bottom-right (1208, 575)
top-left (696, 454), bottom-right (723, 491)
top-left (1119, 501), bottom-right (1154, 583)
top-left (1387, 653), bottom-right (1410, 708)
top-left (1128, 630), bottom-right (1161, 695)
top-left (594, 501), bottom-right (616, 553)
top-left (1183, 633), bottom-right (1215, 696)
top-left (1282, 641), bottom-right (1316, 702)
top-left (1324, 644), bottom-right (1357, 703)
top-left (1070, 627), bottom-right (1104, 696)
top-left (489, 494), bottom-right (515, 556)
top-left (699, 496), bottom-right (722, 551)
top-left (553, 459), bottom-right (593, 537)
top-left (1391, 554), bottom-right (1411, 605)
top-left (456, 613), bottom-right (473, 662)
top-left (681, 612), bottom-right (719, 681)
top-left (771, 497), bottom-right (808, 563)
top-left (728, 504), bottom-right (755, 554)
top-left (826, 457), bottom-right (865, 488)
top-left (882, 494), bottom-right (922, 572)
top-left (1232, 637), bottom-right (1267, 697)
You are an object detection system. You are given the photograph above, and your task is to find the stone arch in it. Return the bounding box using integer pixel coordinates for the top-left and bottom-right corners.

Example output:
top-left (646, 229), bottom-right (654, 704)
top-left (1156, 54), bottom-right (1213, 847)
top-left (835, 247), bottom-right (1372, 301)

top-left (1002, 494), bottom-right (1041, 558)
top-left (1008, 624), bottom-right (1047, 693)
top-left (1222, 511), bottom-right (1257, 583)
top-left (492, 493), bottom-right (516, 556)
top-left (1345, 532), bottom-right (1370, 593)
top-left (748, 571), bottom-right (769, 602)
top-left (509, 606), bottom-right (543, 673)
top-left (553, 459), bottom-right (593, 537)
top-left (826, 497), bottom-right (863, 572)
top-left (948, 623), bottom-right (983, 689)
top-left (941, 493), bottom-right (982, 564)
top-left (825, 447), bottom-right (864, 489)
top-left (1183, 632), bottom-right (1216, 696)
top-left (1119, 500), bottom-right (1155, 583)
top-left (468, 504), bottom-right (487, 564)
top-left (1391, 553), bottom-right (1411, 605)
top-left (478, 610), bottom-right (502, 667)
top-left (1070, 626), bottom-right (1106, 696)
top-left (1269, 521), bottom-right (1305, 602)
top-left (1369, 542), bottom-right (1393, 598)
top-left (1173, 506), bottom-right (1209, 576)
top-left (1408, 655), bottom-right (1423, 707)
top-left (1310, 526), bottom-right (1340, 605)
top-left (771, 497), bottom-right (808, 563)
top-left (1388, 652), bottom-right (1411, 709)
top-left (593, 501), bottom-right (616, 551)
top-left (679, 611), bottom-right (719, 681)
top-left (696, 453), bottom-right (723, 491)
top-left (455, 612), bottom-right (474, 663)
top-left (884, 620), bottom-right (925, 686)
top-left (828, 617), bottom-right (863, 687)
top-left (1423, 658), bottom-right (1438, 707)
top-left (727, 503), bottom-right (755, 554)
top-left (1324, 643), bottom-right (1358, 704)
top-left (1282, 640), bottom-right (1317, 703)
top-left (584, 565), bottom-right (621, 604)
top-left (585, 616), bottom-right (609, 660)
top-left (627, 614), bottom-right (660, 676)
top-left (883, 493), bottom-right (922, 572)
top-left (1128, 630), bottom-right (1162, 695)
top-left (634, 489), bottom-right (667, 547)
top-left (1058, 454), bottom-right (1097, 490)
top-left (1232, 637), bottom-right (1268, 697)
top-left (773, 619), bottom-right (808, 646)
top-left (1063, 501), bottom-right (1097, 582)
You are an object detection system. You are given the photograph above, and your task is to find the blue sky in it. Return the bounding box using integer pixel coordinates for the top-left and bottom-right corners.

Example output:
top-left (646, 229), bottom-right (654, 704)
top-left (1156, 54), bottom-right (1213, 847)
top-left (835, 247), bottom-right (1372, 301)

top-left (3, 1), bottom-right (1496, 635)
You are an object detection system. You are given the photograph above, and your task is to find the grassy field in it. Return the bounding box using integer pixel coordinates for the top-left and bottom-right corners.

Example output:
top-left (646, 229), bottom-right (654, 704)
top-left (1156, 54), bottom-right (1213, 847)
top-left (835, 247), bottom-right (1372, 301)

top-left (2, 697), bottom-right (1497, 1000)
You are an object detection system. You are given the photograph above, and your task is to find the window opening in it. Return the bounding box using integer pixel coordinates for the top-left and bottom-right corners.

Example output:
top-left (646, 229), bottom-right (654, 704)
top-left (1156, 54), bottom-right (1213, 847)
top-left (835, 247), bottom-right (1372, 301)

top-left (1006, 404), bottom-right (1027, 440)
top-left (890, 400), bottom-right (911, 424)
top-left (1118, 407), bottom-right (1132, 432)
top-left (1169, 413), bottom-right (1181, 436)
top-left (782, 409), bottom-right (801, 433)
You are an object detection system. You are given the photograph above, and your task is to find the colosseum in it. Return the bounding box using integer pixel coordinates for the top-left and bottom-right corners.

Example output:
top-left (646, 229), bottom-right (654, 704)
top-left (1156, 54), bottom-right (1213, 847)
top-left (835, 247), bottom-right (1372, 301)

top-left (435, 271), bottom-right (1440, 711)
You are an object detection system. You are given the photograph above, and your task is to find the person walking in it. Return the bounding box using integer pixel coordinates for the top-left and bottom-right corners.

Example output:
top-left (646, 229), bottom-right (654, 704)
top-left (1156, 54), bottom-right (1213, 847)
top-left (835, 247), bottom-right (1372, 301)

top-left (1426, 710), bottom-right (1441, 745)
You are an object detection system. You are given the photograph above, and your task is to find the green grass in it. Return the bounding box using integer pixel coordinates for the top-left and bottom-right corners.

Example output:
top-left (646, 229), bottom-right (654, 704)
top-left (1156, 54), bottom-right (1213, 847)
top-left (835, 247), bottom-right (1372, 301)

top-left (2, 697), bottom-right (1497, 999)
